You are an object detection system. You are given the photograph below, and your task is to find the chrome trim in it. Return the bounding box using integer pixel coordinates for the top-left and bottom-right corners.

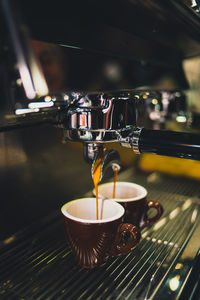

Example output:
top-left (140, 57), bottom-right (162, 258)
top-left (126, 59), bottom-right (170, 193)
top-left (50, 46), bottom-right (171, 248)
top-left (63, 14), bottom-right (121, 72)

top-left (118, 127), bottom-right (143, 154)
top-left (65, 91), bottom-right (138, 132)
top-left (130, 127), bottom-right (143, 154)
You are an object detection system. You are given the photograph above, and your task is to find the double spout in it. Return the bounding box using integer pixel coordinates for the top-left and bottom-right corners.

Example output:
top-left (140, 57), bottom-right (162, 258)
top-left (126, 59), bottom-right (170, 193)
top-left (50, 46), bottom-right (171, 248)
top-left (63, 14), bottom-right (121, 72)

top-left (89, 144), bottom-right (121, 184)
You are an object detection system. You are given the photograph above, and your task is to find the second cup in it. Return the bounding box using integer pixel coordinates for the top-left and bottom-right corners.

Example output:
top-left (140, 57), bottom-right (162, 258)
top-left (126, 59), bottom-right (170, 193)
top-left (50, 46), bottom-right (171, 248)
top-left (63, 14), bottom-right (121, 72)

top-left (94, 181), bottom-right (163, 230)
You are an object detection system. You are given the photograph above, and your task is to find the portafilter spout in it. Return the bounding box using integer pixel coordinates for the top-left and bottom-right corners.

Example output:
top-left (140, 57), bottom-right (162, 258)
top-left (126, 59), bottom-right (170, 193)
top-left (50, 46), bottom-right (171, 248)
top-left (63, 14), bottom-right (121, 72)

top-left (91, 147), bottom-right (121, 184)
top-left (83, 143), bottom-right (104, 163)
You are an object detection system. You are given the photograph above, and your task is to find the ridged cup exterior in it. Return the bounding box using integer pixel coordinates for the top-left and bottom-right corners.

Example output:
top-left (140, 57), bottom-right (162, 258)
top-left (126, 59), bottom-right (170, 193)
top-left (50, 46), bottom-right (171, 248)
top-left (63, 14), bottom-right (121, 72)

top-left (62, 216), bottom-right (122, 268)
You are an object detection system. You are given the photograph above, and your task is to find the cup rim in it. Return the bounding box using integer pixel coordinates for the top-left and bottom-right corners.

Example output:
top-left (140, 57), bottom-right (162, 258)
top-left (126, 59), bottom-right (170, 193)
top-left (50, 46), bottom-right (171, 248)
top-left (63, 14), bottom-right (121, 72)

top-left (93, 181), bottom-right (147, 202)
top-left (61, 198), bottom-right (125, 224)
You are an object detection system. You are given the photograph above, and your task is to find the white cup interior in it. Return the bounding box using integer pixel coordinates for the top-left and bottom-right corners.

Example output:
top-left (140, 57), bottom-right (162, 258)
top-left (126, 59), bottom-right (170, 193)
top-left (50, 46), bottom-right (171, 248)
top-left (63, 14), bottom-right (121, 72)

top-left (94, 181), bottom-right (147, 202)
top-left (61, 198), bottom-right (124, 223)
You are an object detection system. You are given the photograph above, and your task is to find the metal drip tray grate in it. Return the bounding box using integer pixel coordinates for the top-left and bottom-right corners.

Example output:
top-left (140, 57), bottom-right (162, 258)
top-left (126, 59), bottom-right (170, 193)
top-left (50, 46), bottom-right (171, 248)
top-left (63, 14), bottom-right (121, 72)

top-left (0, 172), bottom-right (200, 300)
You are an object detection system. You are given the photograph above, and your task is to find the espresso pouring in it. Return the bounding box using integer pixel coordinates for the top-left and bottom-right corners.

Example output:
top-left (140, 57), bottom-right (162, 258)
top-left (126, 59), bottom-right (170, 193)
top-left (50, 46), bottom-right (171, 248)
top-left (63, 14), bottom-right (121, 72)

top-left (92, 154), bottom-right (104, 220)
top-left (92, 149), bottom-right (119, 220)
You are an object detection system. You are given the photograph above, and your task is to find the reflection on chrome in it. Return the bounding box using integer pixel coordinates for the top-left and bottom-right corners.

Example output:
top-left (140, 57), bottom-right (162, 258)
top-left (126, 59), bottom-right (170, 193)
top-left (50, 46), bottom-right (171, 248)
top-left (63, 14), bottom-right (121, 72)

top-left (18, 63), bottom-right (37, 99)
top-left (153, 218), bottom-right (167, 231)
top-left (15, 108), bottom-right (39, 115)
top-left (44, 96), bottom-right (53, 102)
top-left (169, 208), bottom-right (181, 220)
top-left (176, 115), bottom-right (187, 123)
top-left (175, 263), bottom-right (183, 270)
top-left (3, 236), bottom-right (15, 245)
top-left (169, 275), bottom-right (180, 291)
top-left (182, 199), bottom-right (192, 211)
top-left (191, 208), bottom-right (198, 223)
top-left (141, 231), bottom-right (149, 239)
top-left (28, 101), bottom-right (54, 109)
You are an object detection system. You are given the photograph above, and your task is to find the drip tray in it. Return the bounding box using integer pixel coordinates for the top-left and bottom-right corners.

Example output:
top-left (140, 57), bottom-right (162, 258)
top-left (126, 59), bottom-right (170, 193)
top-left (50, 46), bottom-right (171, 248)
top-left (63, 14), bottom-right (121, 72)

top-left (0, 171), bottom-right (200, 300)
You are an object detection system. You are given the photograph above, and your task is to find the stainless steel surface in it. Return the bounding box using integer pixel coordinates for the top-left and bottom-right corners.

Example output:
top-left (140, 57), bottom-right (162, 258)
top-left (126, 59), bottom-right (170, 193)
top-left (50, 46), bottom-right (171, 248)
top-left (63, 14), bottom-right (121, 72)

top-left (1, 87), bottom-right (200, 168)
top-left (0, 170), bottom-right (200, 299)
top-left (0, 108), bottom-right (59, 132)
top-left (1, 0), bottom-right (200, 165)
top-left (62, 91), bottom-right (138, 144)
top-left (119, 127), bottom-right (143, 154)
top-left (0, 1), bottom-right (197, 162)
top-left (83, 143), bottom-right (104, 163)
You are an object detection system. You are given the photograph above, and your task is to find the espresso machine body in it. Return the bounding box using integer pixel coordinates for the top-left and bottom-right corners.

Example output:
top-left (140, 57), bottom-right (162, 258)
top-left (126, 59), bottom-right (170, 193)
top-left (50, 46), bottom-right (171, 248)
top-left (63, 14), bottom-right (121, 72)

top-left (1, 1), bottom-right (200, 299)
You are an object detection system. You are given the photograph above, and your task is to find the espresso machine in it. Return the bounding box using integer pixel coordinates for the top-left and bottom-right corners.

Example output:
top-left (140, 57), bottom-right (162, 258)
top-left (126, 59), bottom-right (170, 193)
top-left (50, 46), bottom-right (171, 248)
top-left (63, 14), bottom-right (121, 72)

top-left (1, 0), bottom-right (200, 299)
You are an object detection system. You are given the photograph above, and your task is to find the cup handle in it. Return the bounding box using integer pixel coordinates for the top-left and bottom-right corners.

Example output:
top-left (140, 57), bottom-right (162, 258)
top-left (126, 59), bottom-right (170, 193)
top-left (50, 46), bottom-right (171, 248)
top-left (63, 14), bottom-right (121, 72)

top-left (110, 223), bottom-right (141, 256)
top-left (141, 200), bottom-right (163, 229)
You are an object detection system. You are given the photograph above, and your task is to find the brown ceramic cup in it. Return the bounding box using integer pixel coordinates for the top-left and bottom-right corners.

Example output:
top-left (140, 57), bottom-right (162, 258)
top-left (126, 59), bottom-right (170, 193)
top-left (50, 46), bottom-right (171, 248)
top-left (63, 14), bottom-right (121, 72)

top-left (94, 182), bottom-right (163, 230)
top-left (61, 198), bottom-right (141, 269)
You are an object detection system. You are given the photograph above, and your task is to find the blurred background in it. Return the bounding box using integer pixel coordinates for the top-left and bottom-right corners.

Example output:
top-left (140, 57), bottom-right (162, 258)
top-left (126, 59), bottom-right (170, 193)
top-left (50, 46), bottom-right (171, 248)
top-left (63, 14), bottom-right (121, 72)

top-left (1, 0), bottom-right (200, 240)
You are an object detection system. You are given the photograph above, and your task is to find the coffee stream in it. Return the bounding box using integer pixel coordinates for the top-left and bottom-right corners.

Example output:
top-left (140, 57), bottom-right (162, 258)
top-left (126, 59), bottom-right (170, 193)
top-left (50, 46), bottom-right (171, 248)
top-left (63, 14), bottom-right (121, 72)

top-left (92, 155), bottom-right (104, 220)
top-left (92, 150), bottom-right (119, 220)
top-left (113, 168), bottom-right (119, 199)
